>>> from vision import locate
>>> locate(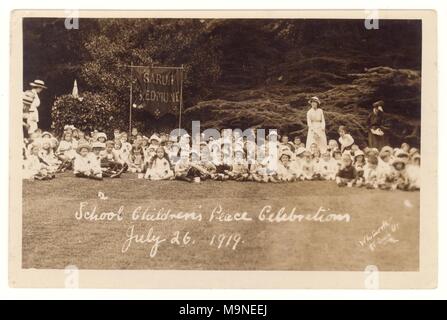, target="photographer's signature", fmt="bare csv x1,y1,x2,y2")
358,218,399,251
